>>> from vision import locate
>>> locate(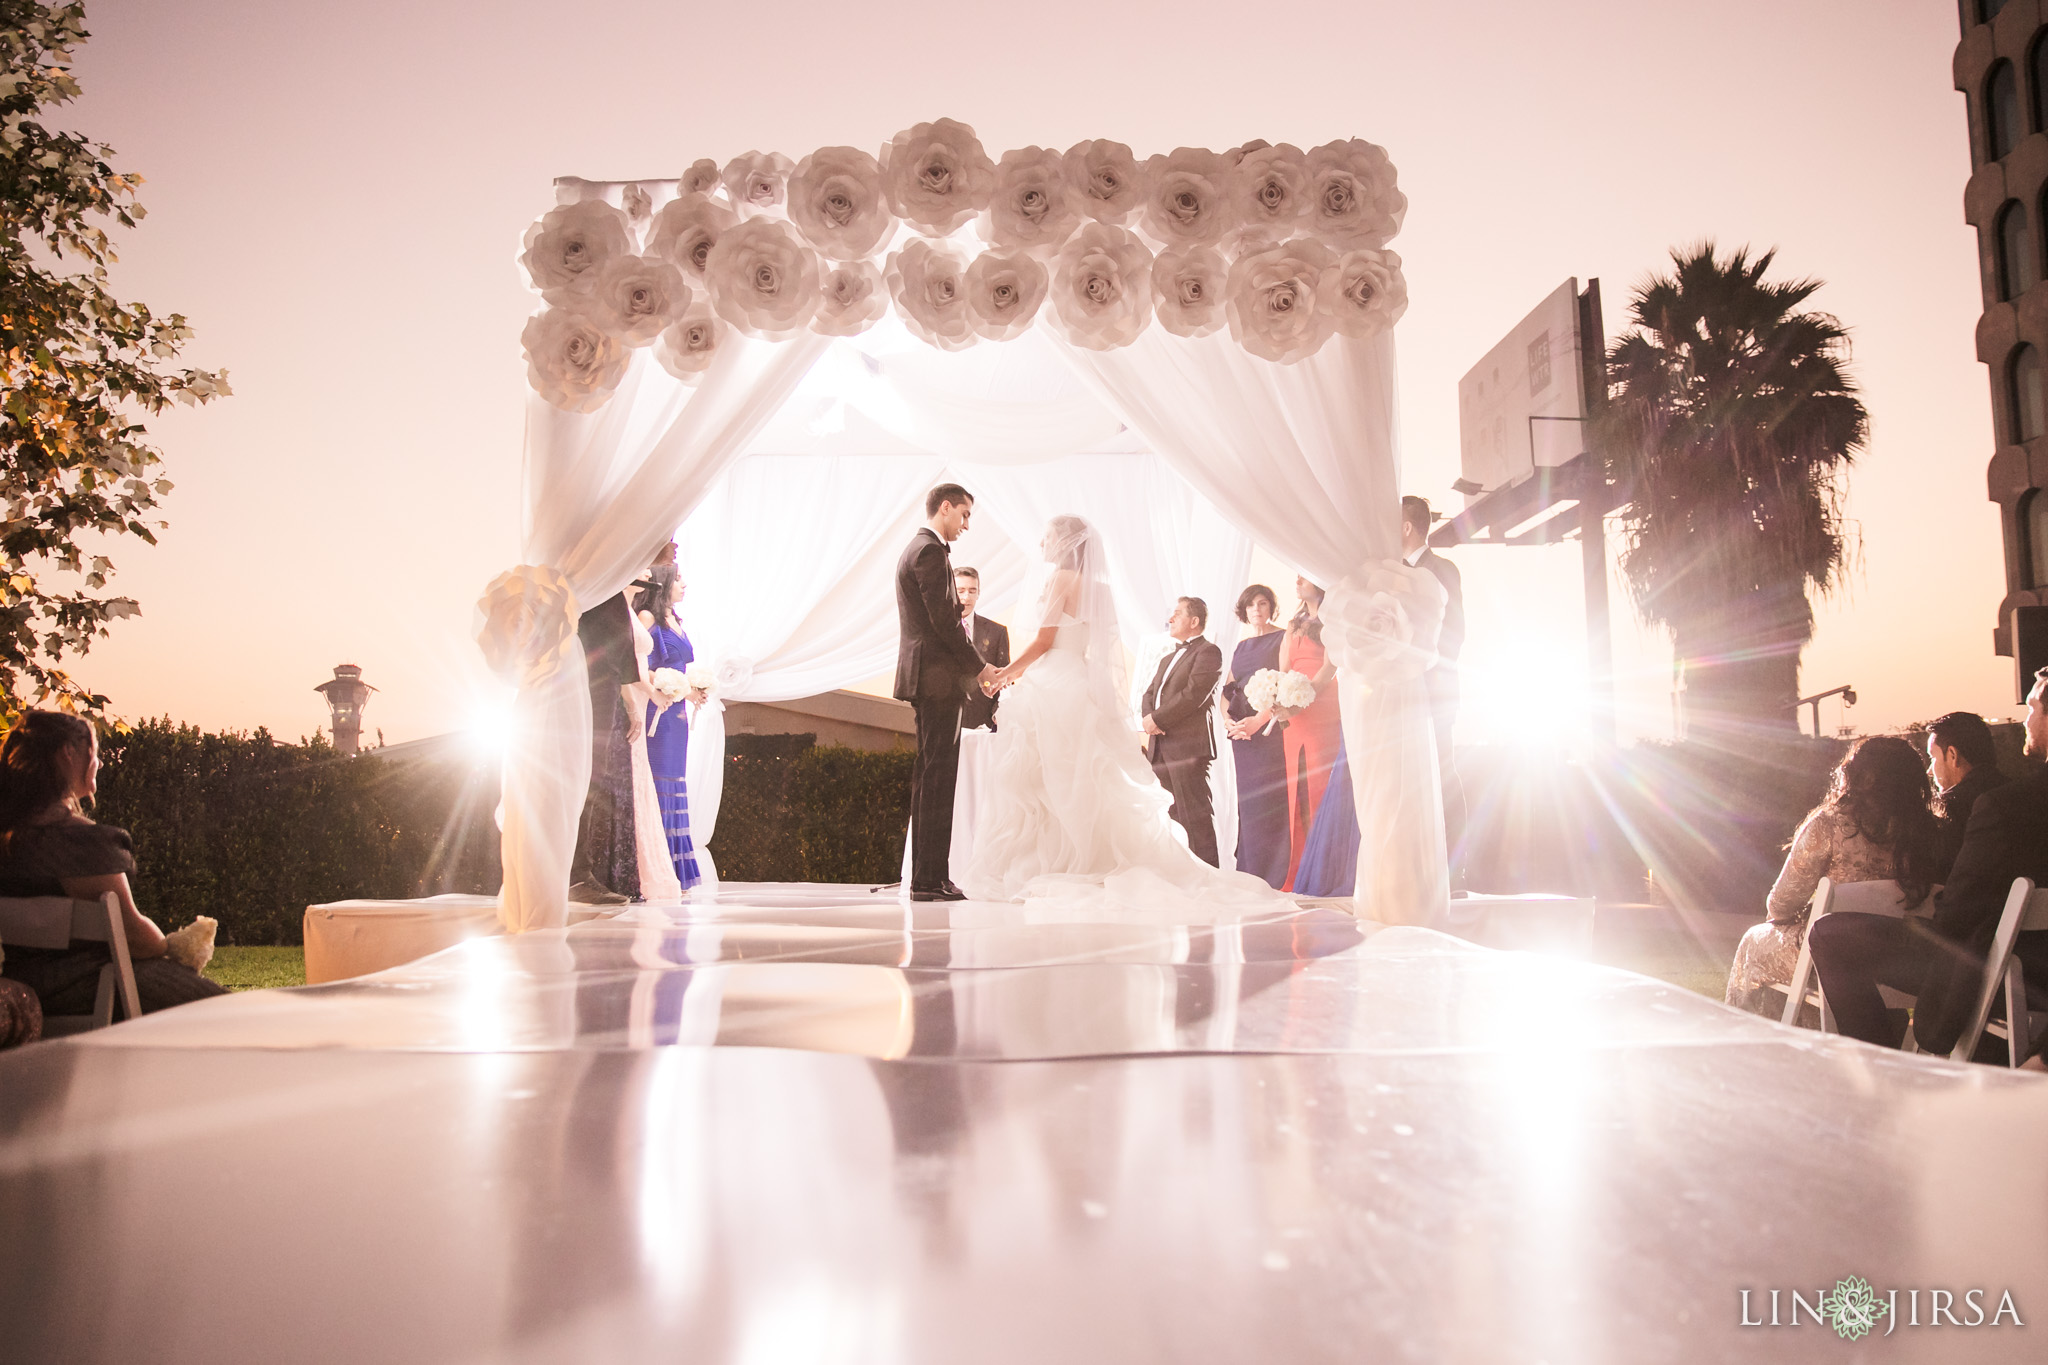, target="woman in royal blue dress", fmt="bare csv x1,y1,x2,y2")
633,562,704,892
1220,584,1291,889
